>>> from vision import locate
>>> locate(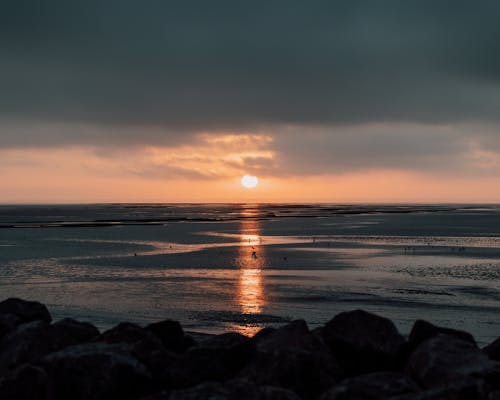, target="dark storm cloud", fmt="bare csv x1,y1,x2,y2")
1,0,500,175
